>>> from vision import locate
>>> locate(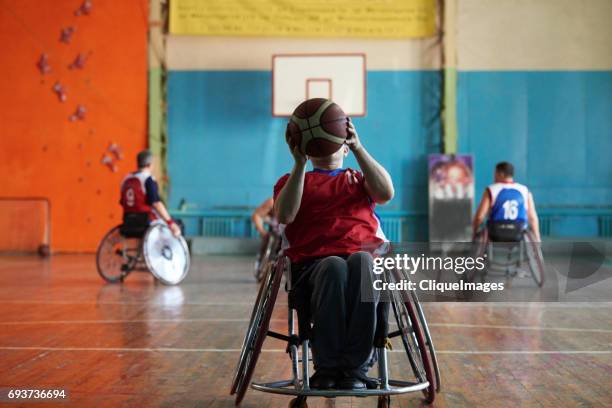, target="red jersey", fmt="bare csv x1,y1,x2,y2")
120,170,159,220
273,168,386,263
